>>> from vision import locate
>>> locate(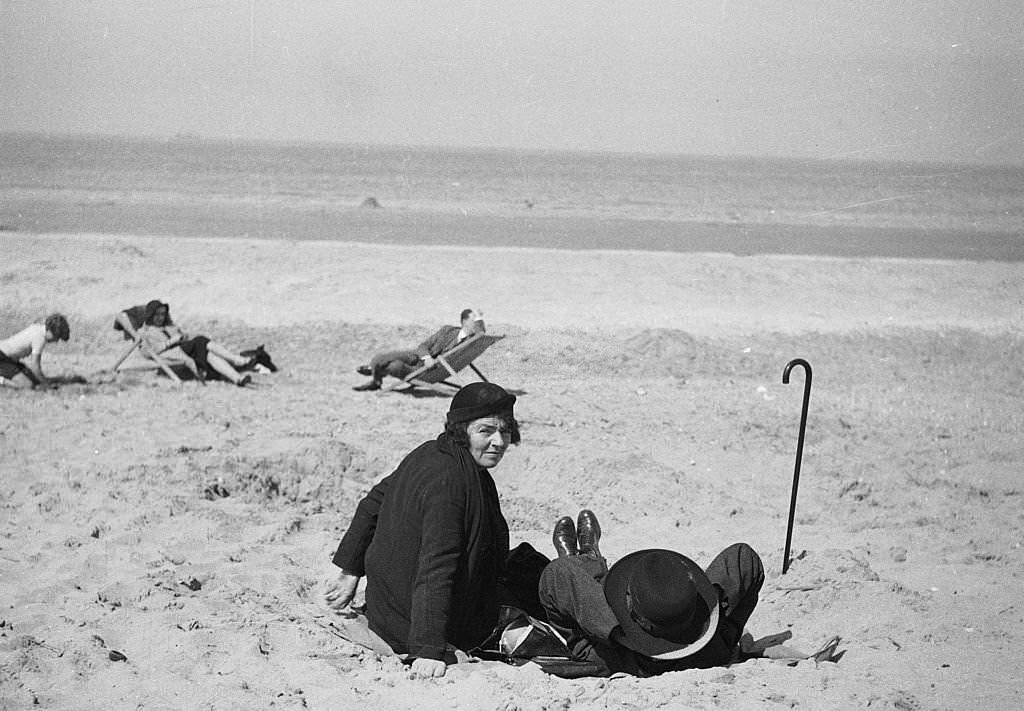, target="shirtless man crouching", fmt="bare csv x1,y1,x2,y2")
0,314,70,389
